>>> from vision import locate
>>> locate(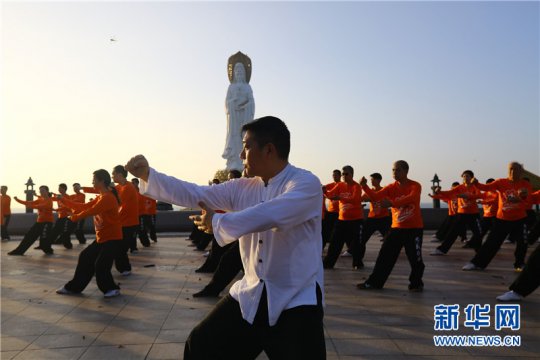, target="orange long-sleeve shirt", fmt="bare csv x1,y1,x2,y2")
71,192,86,204
480,191,498,218
147,198,157,215
59,192,122,243
362,180,423,229
83,184,139,227
1,195,11,216
325,181,363,220
323,182,340,213
436,184,480,214
363,186,391,219
15,197,54,223
52,194,72,219
474,179,532,221
116,182,139,226
431,192,459,216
